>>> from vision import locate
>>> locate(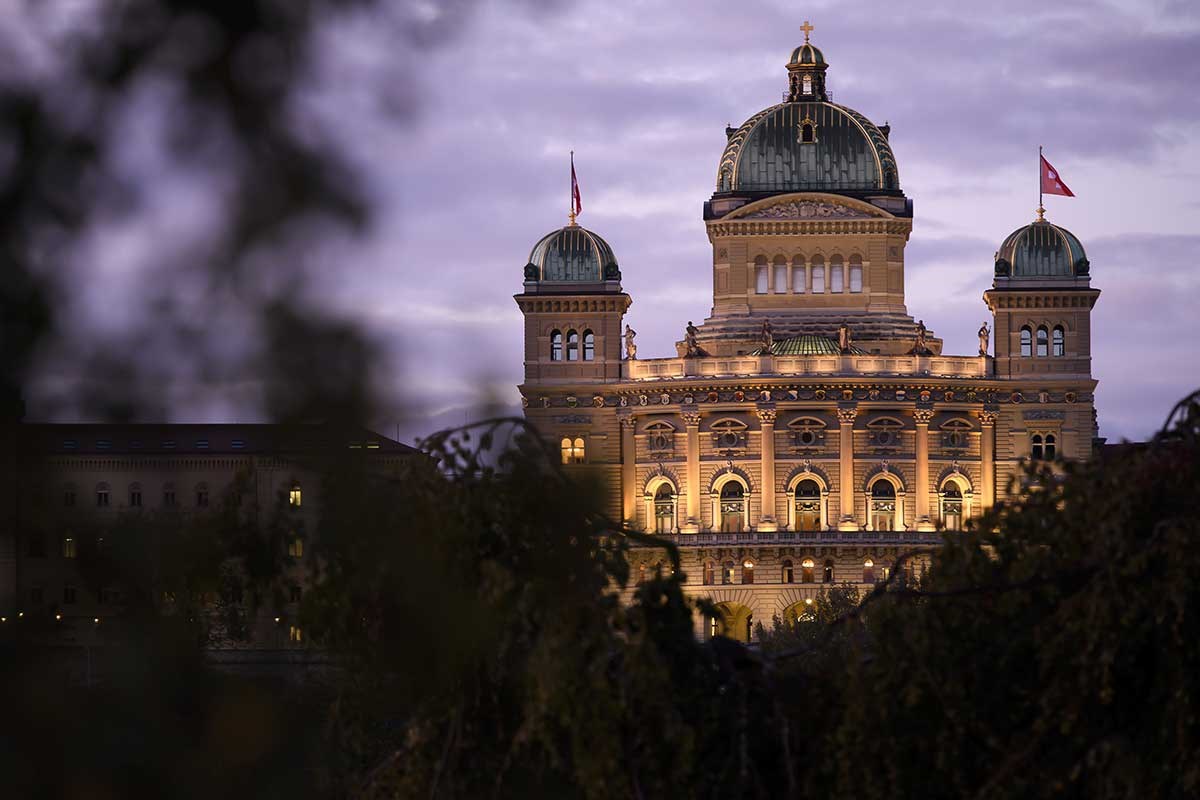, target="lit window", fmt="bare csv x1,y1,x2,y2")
794,479,821,531
582,330,595,361
801,558,815,583
721,560,735,584
742,559,755,585
802,74,813,95
289,483,302,507
782,559,794,583
703,560,715,585
755,256,769,294
1020,327,1032,357
719,481,745,532
96,483,110,508
1052,326,1065,356
288,625,303,643
62,536,77,559
288,537,304,558
863,558,875,583
870,480,897,531
550,330,563,361
708,615,719,639
561,437,585,464
196,484,210,508
792,260,806,293
1036,326,1049,357
566,330,580,361
942,484,963,530
811,258,825,293
830,256,844,293
653,484,675,534
773,257,788,294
